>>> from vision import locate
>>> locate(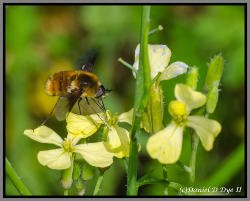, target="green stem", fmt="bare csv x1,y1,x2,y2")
138,17,151,114
127,138,140,195
150,72,162,85
162,164,168,195
5,157,31,195
64,190,68,196
137,168,154,183
138,178,186,194
118,58,138,73
189,129,199,187
122,157,128,175
93,171,104,195
176,160,191,173
127,5,151,196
